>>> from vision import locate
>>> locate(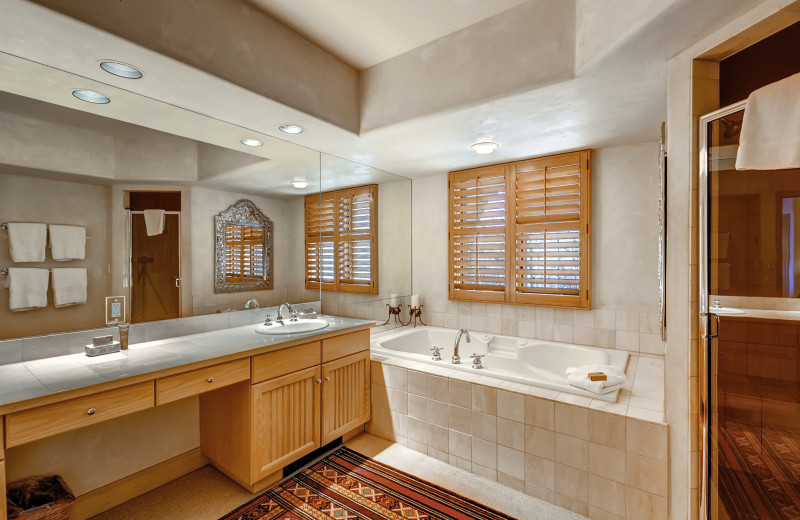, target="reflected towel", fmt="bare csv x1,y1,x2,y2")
143,209,165,236
49,225,86,261
7,223,47,262
51,268,87,307
4,268,49,311
736,72,800,170
566,365,626,395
